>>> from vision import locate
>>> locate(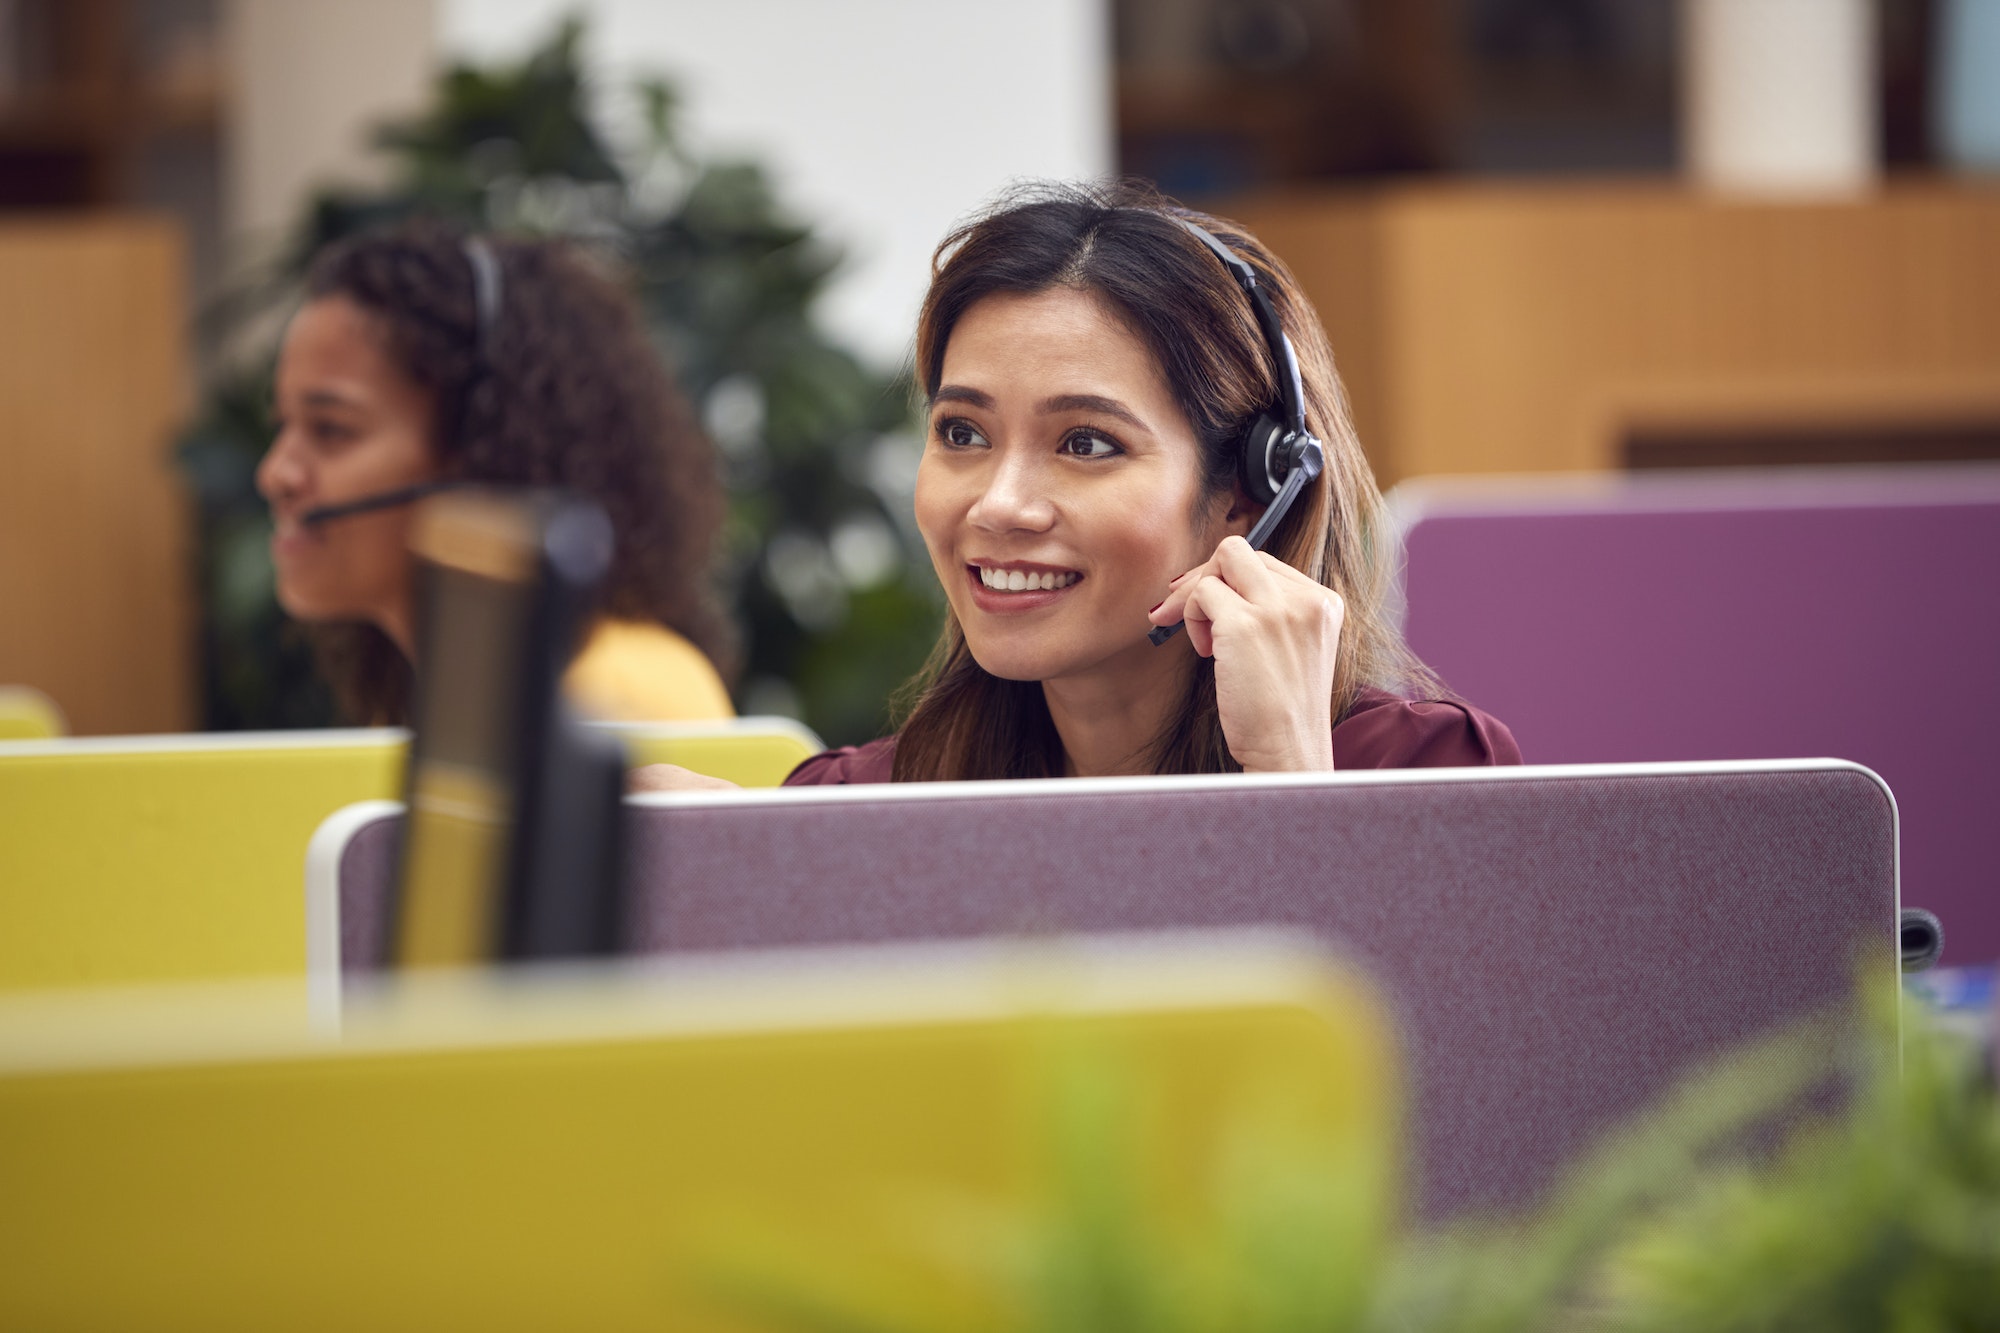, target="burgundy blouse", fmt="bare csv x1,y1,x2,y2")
784,687,1521,785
